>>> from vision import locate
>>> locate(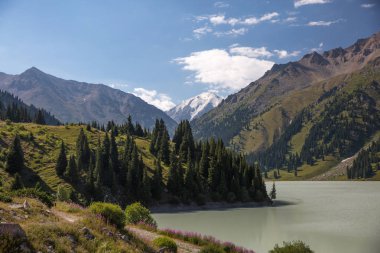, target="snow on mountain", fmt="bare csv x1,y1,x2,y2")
166,92,222,122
